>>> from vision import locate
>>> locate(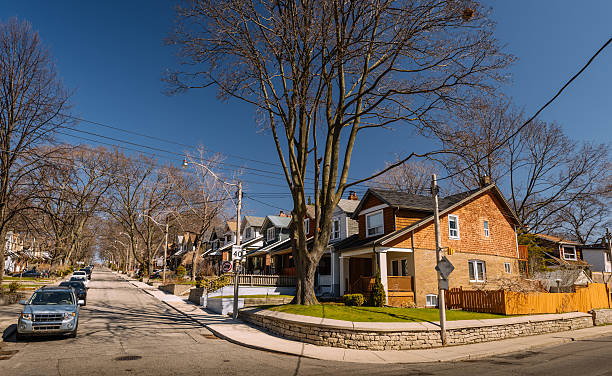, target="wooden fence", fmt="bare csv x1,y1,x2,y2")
230,274,296,287
446,283,611,315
